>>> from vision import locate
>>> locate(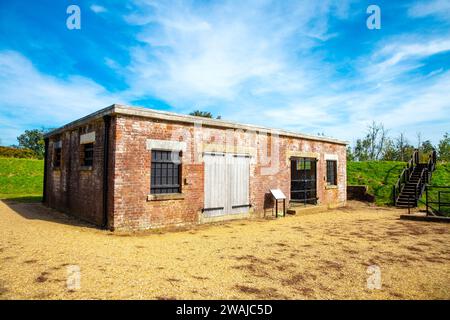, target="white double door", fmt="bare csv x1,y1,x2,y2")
203,152,250,217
